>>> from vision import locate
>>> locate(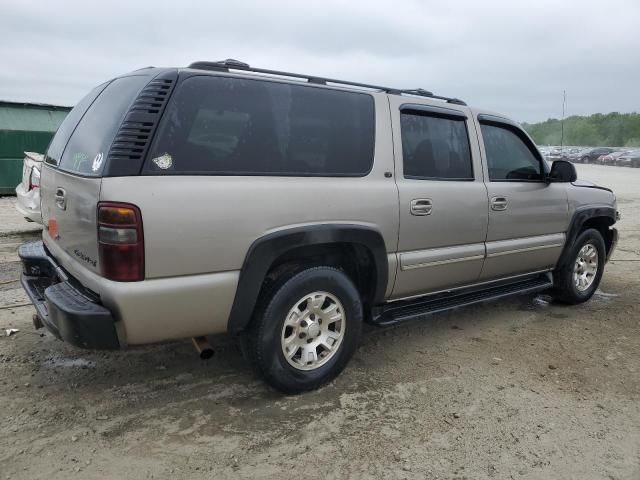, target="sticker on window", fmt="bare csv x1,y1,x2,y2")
152,153,173,170
92,152,104,172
